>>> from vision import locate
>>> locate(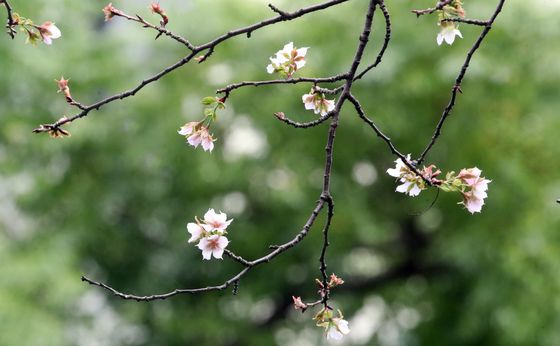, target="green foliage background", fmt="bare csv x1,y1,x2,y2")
1,0,559,345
